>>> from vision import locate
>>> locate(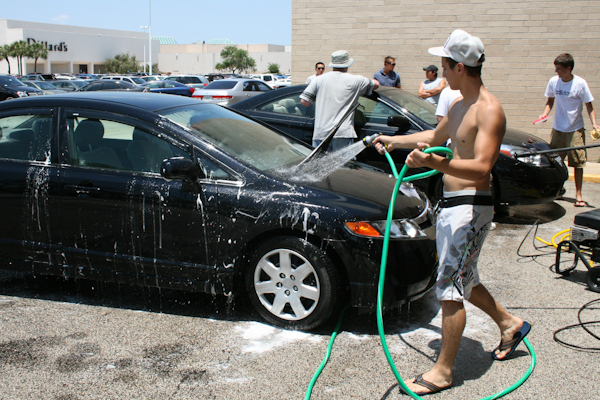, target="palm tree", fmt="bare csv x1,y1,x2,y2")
28,42,48,73
10,40,28,76
0,44,11,74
